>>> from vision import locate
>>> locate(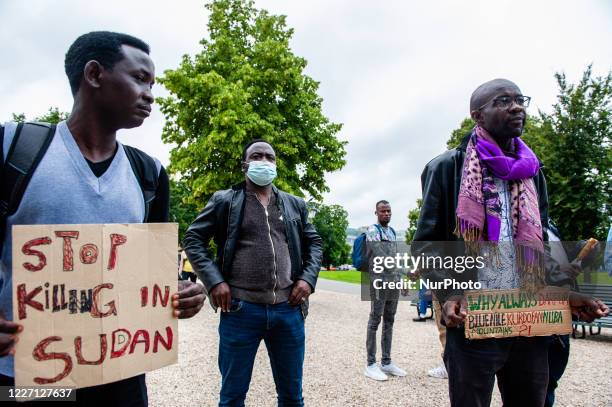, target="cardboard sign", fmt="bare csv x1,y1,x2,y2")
12,223,178,388
465,288,572,339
